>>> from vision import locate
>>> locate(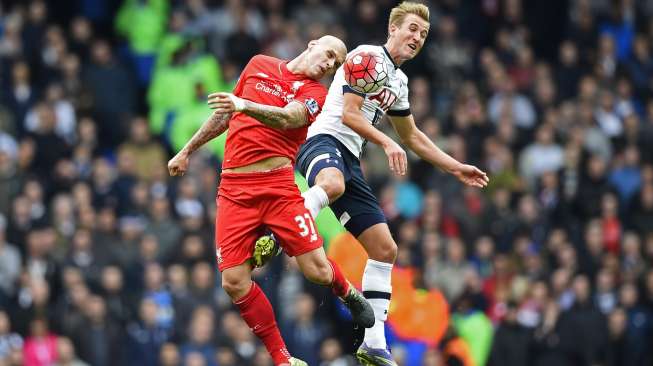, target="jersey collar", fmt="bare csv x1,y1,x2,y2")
279,61,305,80
382,46,399,70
